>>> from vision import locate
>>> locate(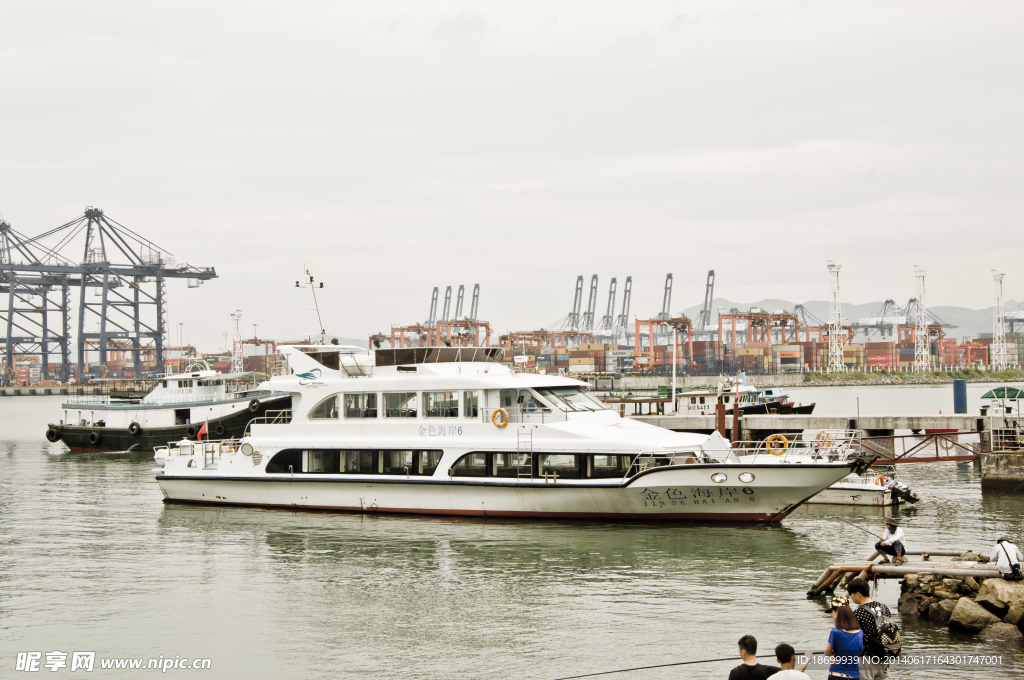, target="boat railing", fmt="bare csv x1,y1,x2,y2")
481,406,569,425
244,409,293,436
157,438,241,469
732,429,862,463
64,391,258,407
